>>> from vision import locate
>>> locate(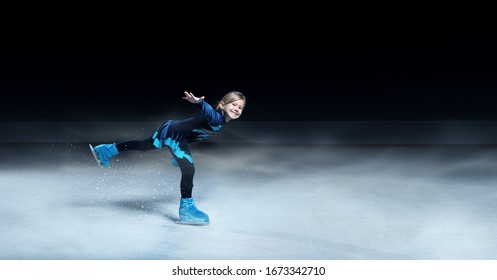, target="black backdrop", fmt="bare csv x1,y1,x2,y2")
1,15,496,122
